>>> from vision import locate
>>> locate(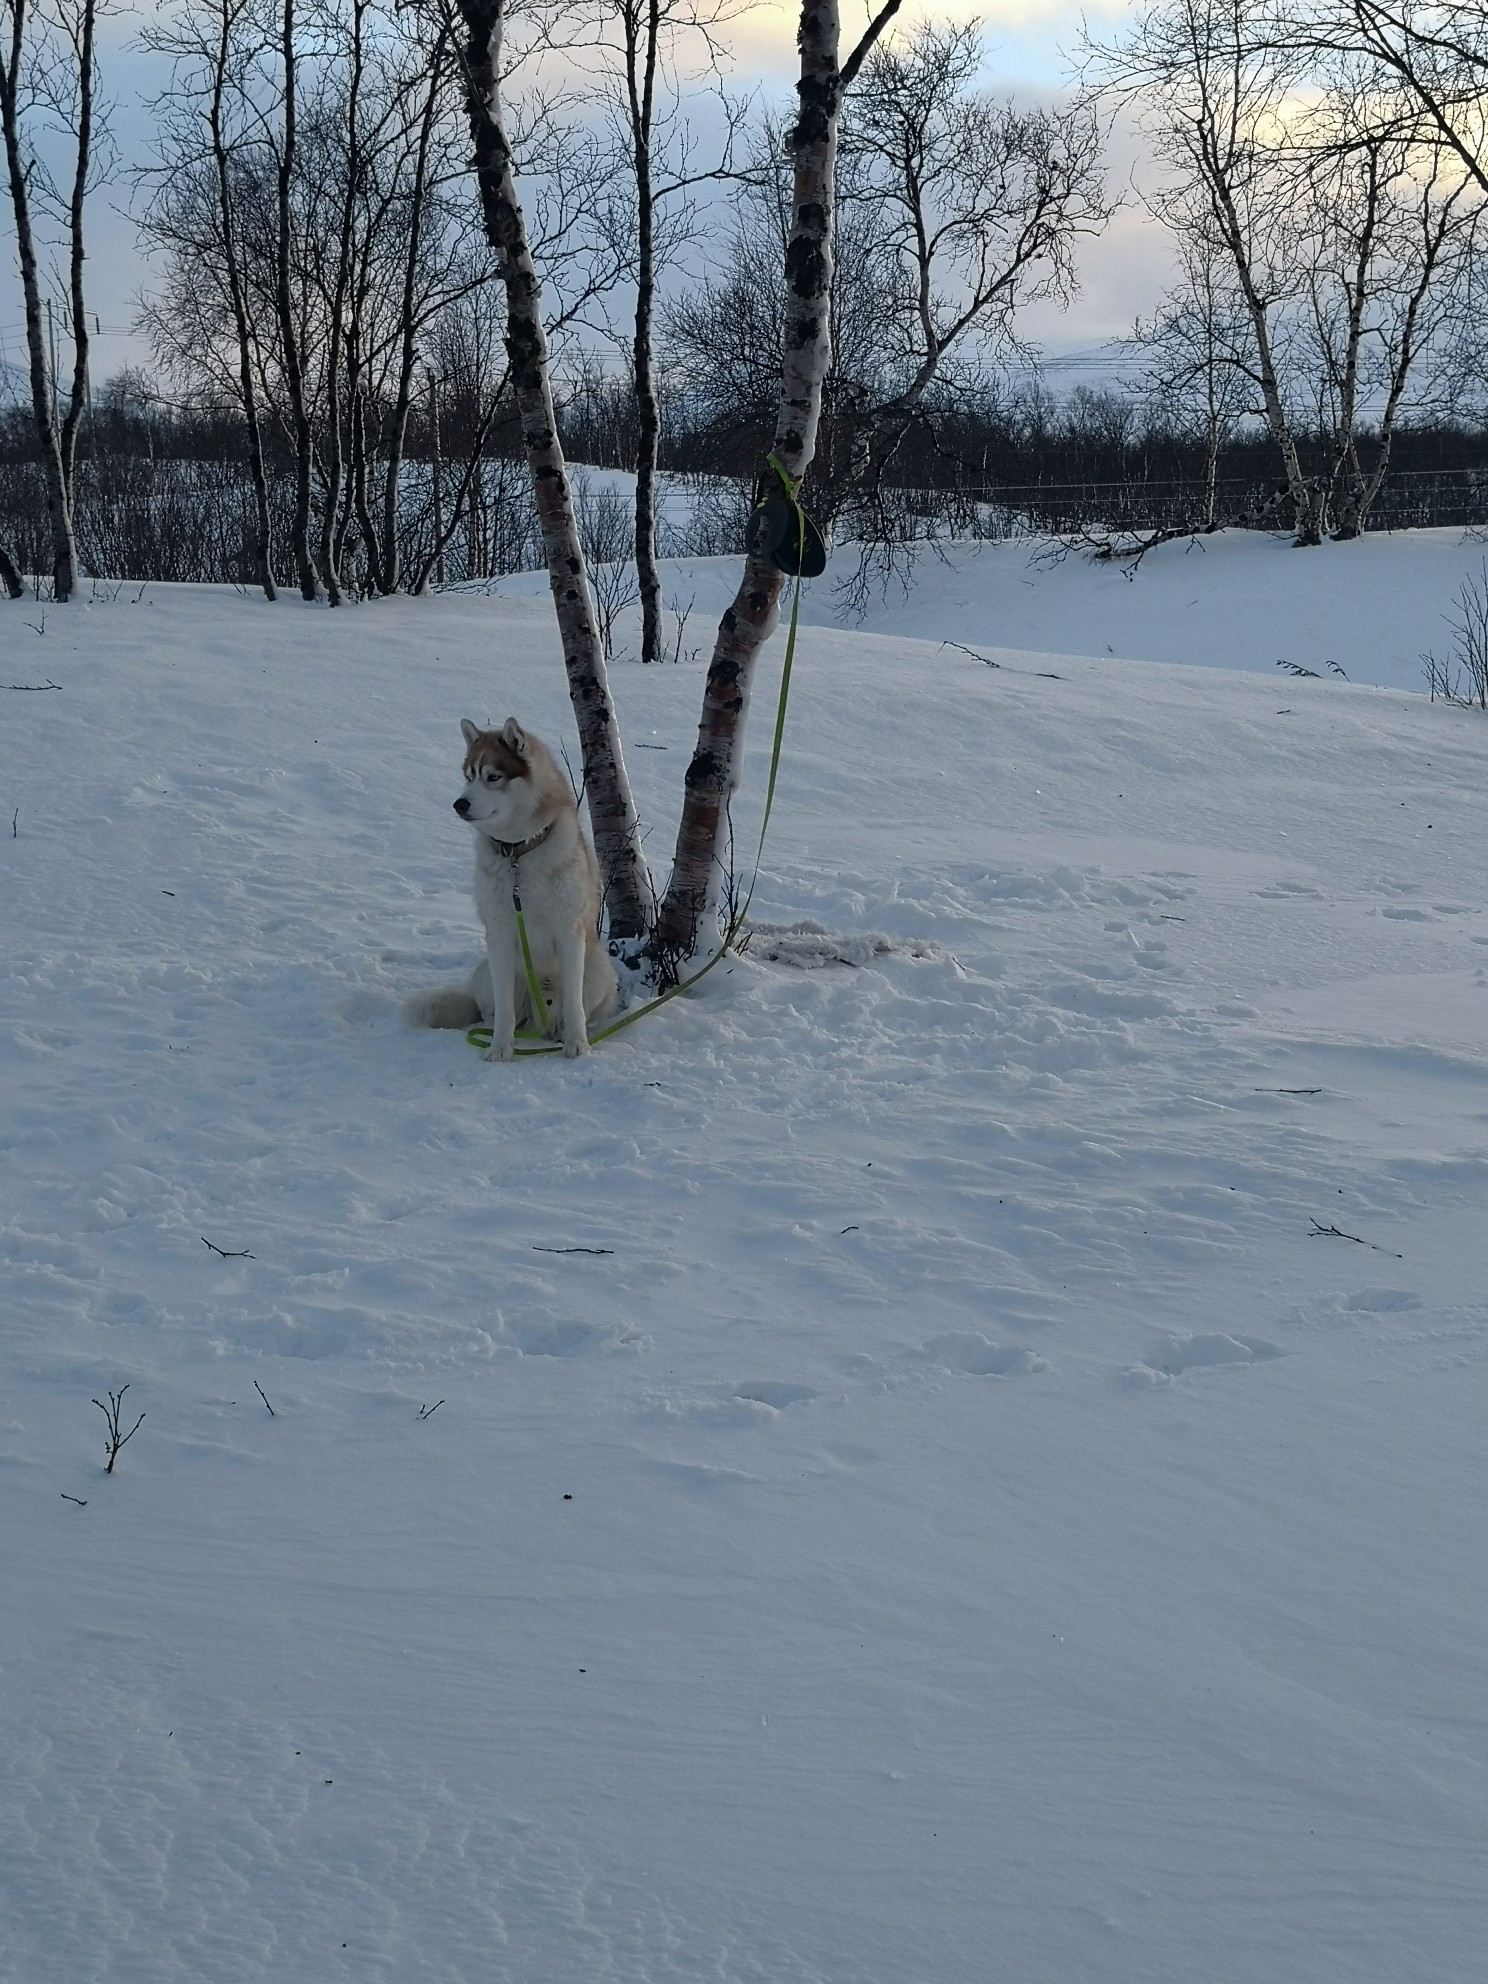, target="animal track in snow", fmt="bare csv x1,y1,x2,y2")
1254,879,1326,900
1336,1287,1421,1314
919,1332,1046,1377
732,1381,817,1410
745,921,949,969
497,1316,643,1359
1123,1331,1282,1384
638,1382,819,1429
